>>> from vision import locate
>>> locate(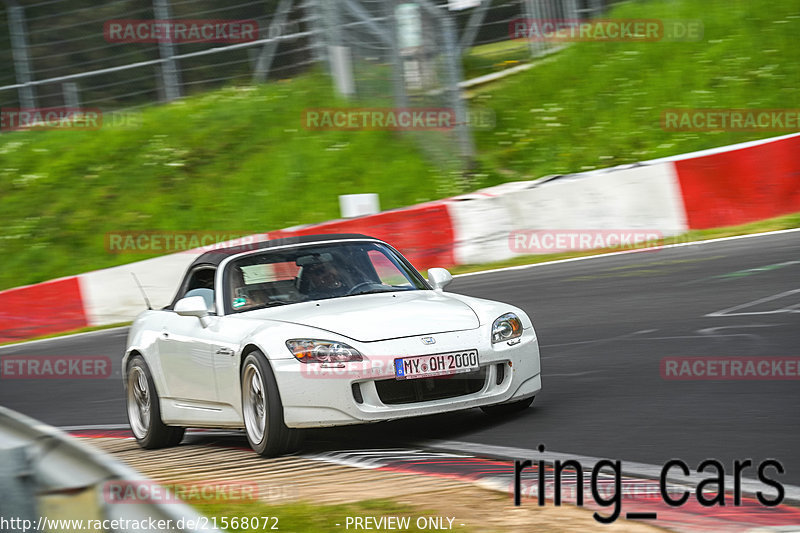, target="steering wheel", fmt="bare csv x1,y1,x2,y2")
347,281,377,295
